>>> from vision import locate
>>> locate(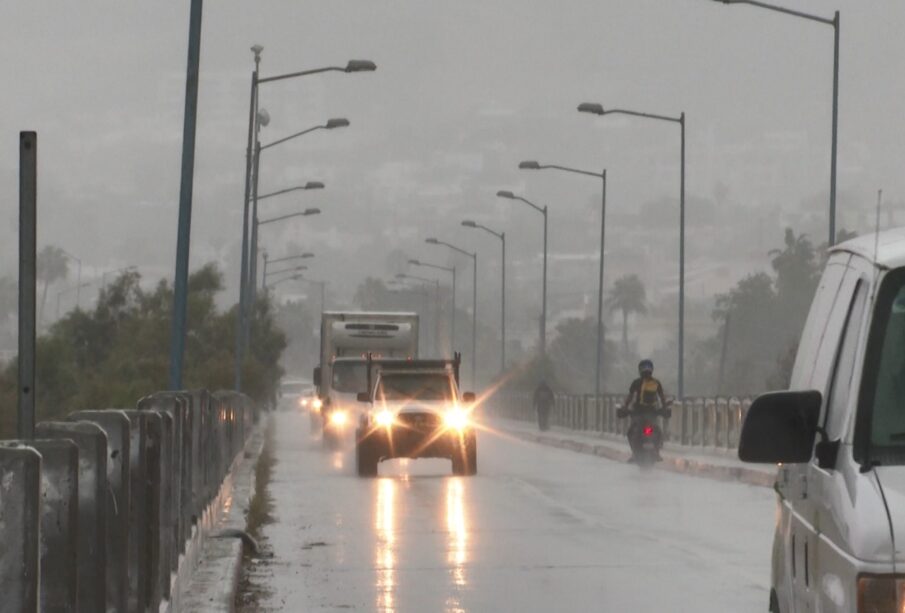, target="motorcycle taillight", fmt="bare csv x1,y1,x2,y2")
642,426,654,437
